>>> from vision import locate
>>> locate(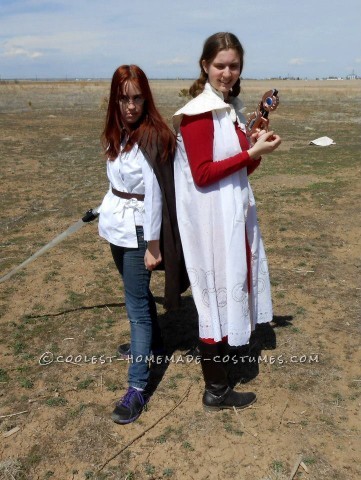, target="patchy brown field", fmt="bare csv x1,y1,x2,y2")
0,79,360,480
